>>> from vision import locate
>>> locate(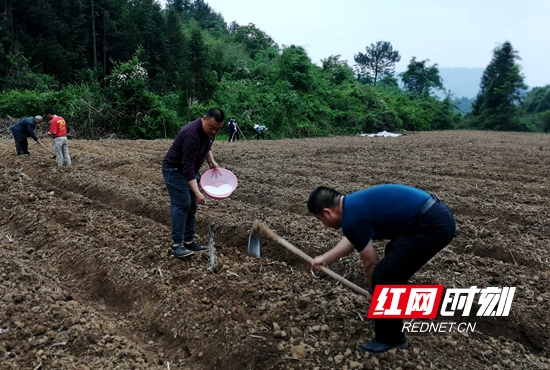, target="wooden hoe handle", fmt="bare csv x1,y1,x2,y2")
253,220,370,297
